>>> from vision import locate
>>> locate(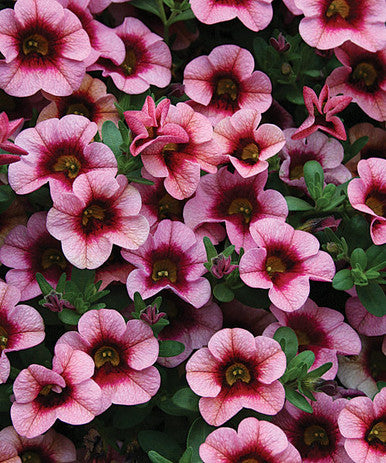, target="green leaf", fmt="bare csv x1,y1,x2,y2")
285,196,313,211
172,388,199,412
148,452,174,463
366,244,386,270
273,326,298,362
19,344,52,368
58,308,81,325
305,362,333,379
163,0,175,8
70,268,95,291
303,161,324,201
187,418,215,463
285,386,313,413
203,236,217,261
133,292,146,313
288,350,315,373
138,431,182,462
158,340,185,357
35,273,54,295
113,402,153,429
222,245,235,258
0,384,13,412
169,8,195,24
332,269,353,291
351,248,367,270
102,120,123,156
179,448,192,463
356,282,386,317
213,283,234,302
129,0,163,17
